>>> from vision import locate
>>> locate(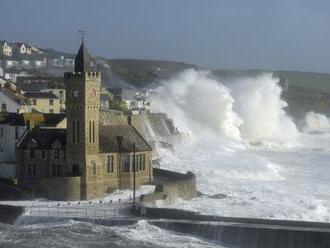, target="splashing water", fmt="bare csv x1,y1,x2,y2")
303,111,330,133
151,69,242,141
151,69,330,222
